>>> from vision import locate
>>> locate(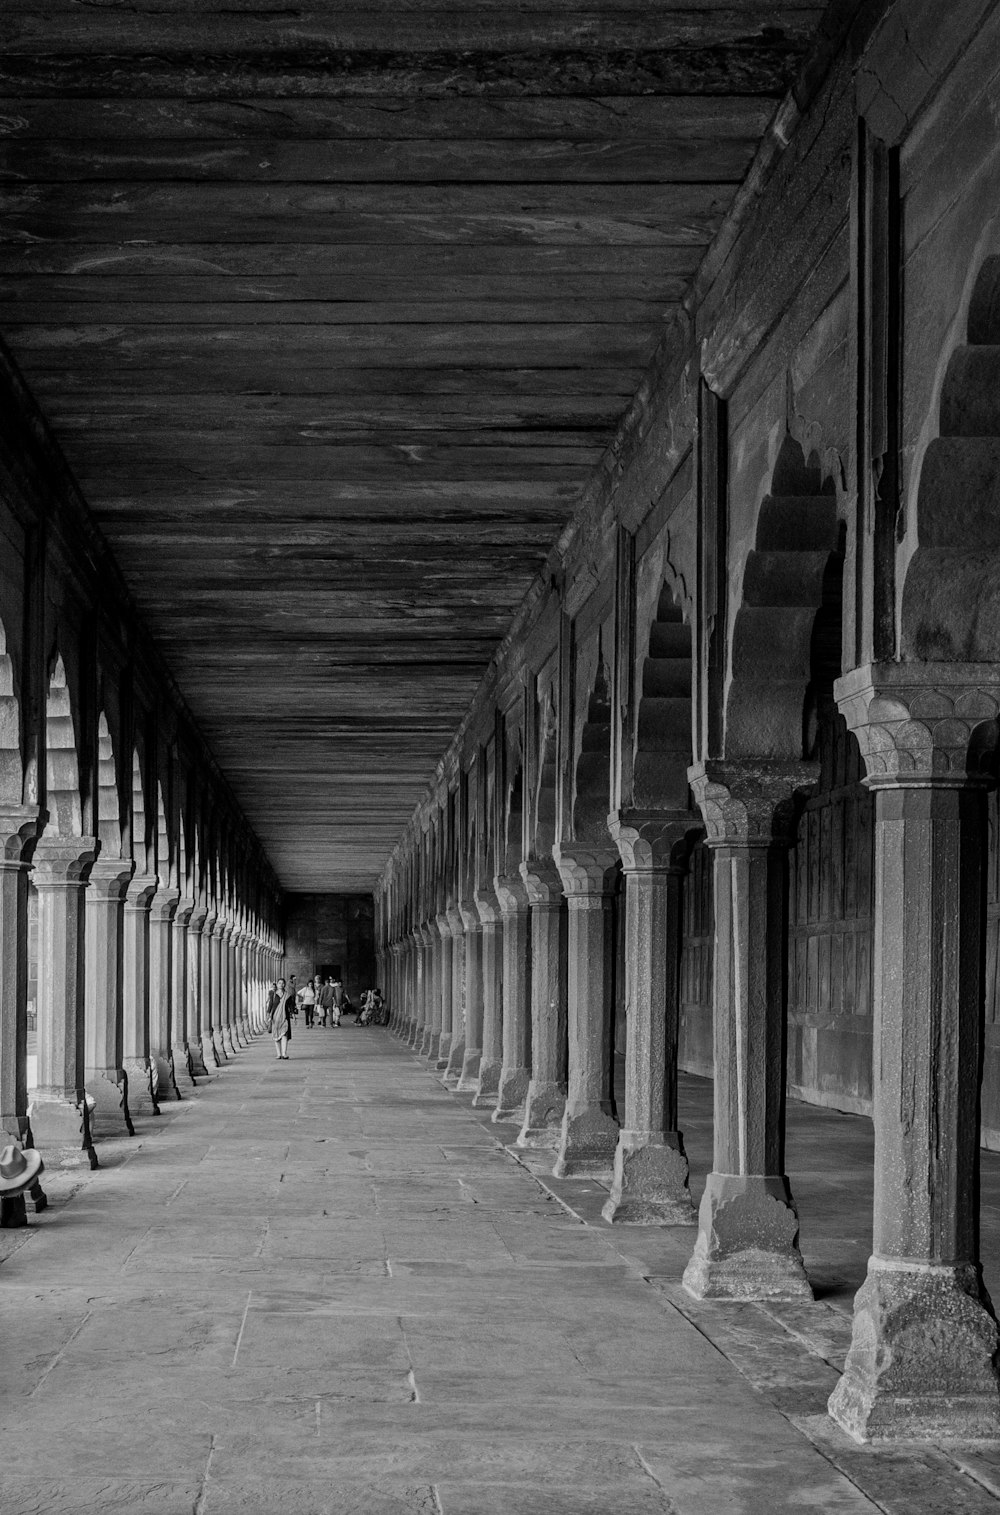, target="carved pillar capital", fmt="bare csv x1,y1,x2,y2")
446,907,464,937
0,804,43,864
494,873,529,914
435,911,452,940
608,808,696,872
836,661,1000,788
519,857,563,905
474,887,501,926
86,856,135,901
125,874,159,911
552,843,618,897
150,887,181,924
687,761,816,847
33,835,99,884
